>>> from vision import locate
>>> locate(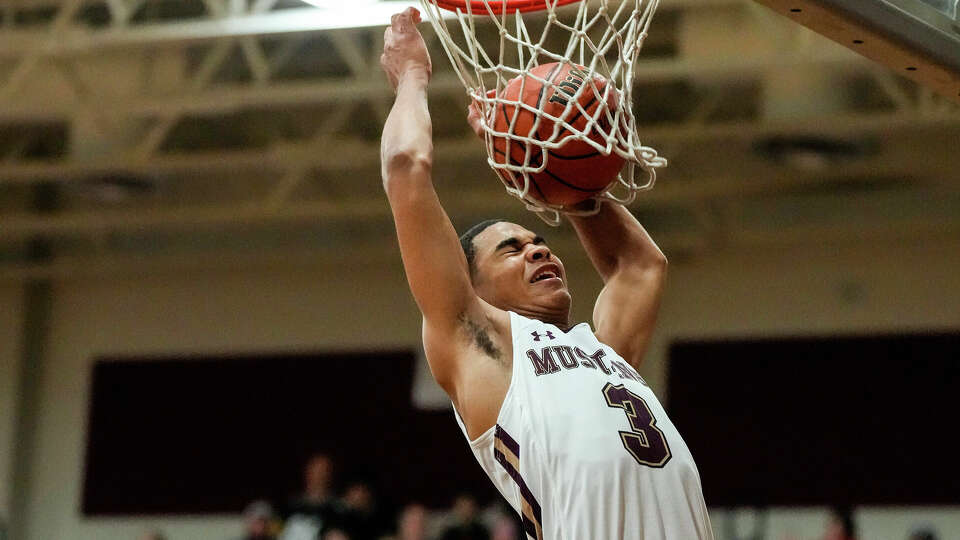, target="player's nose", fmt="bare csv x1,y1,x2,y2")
526,243,551,261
